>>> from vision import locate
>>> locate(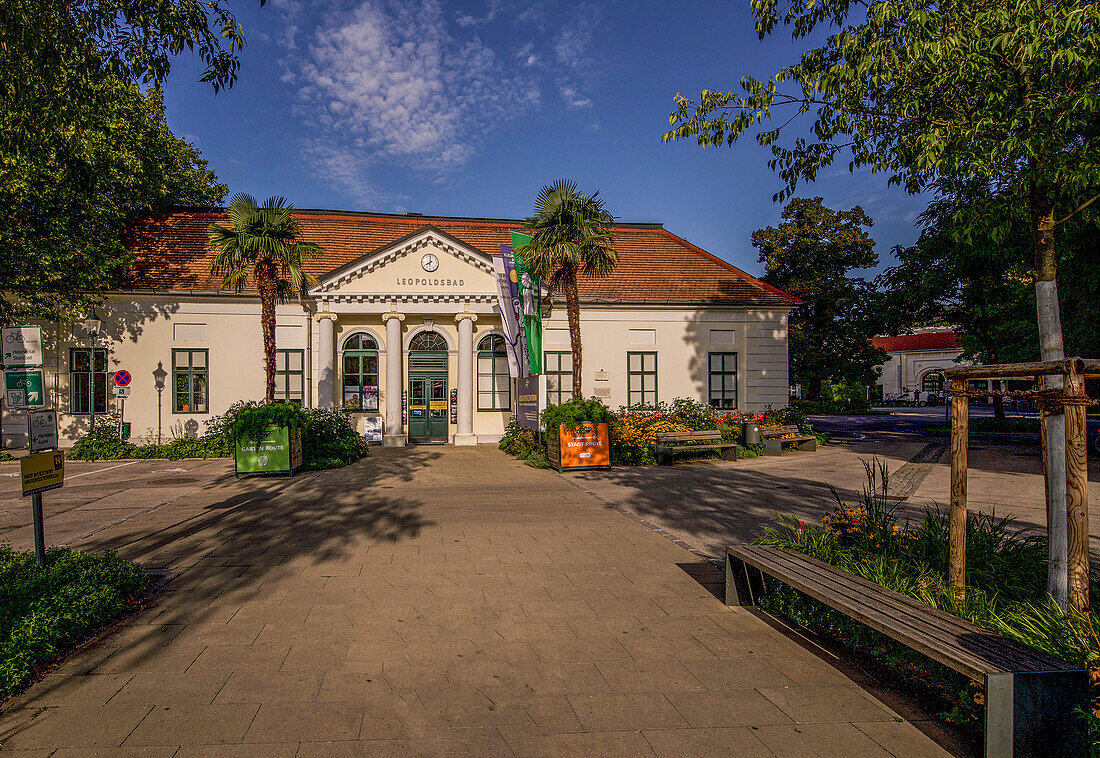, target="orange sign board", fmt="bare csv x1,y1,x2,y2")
558,423,610,470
